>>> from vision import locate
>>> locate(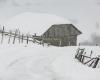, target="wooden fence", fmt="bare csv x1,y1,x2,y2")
0,26,48,46
75,48,100,68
